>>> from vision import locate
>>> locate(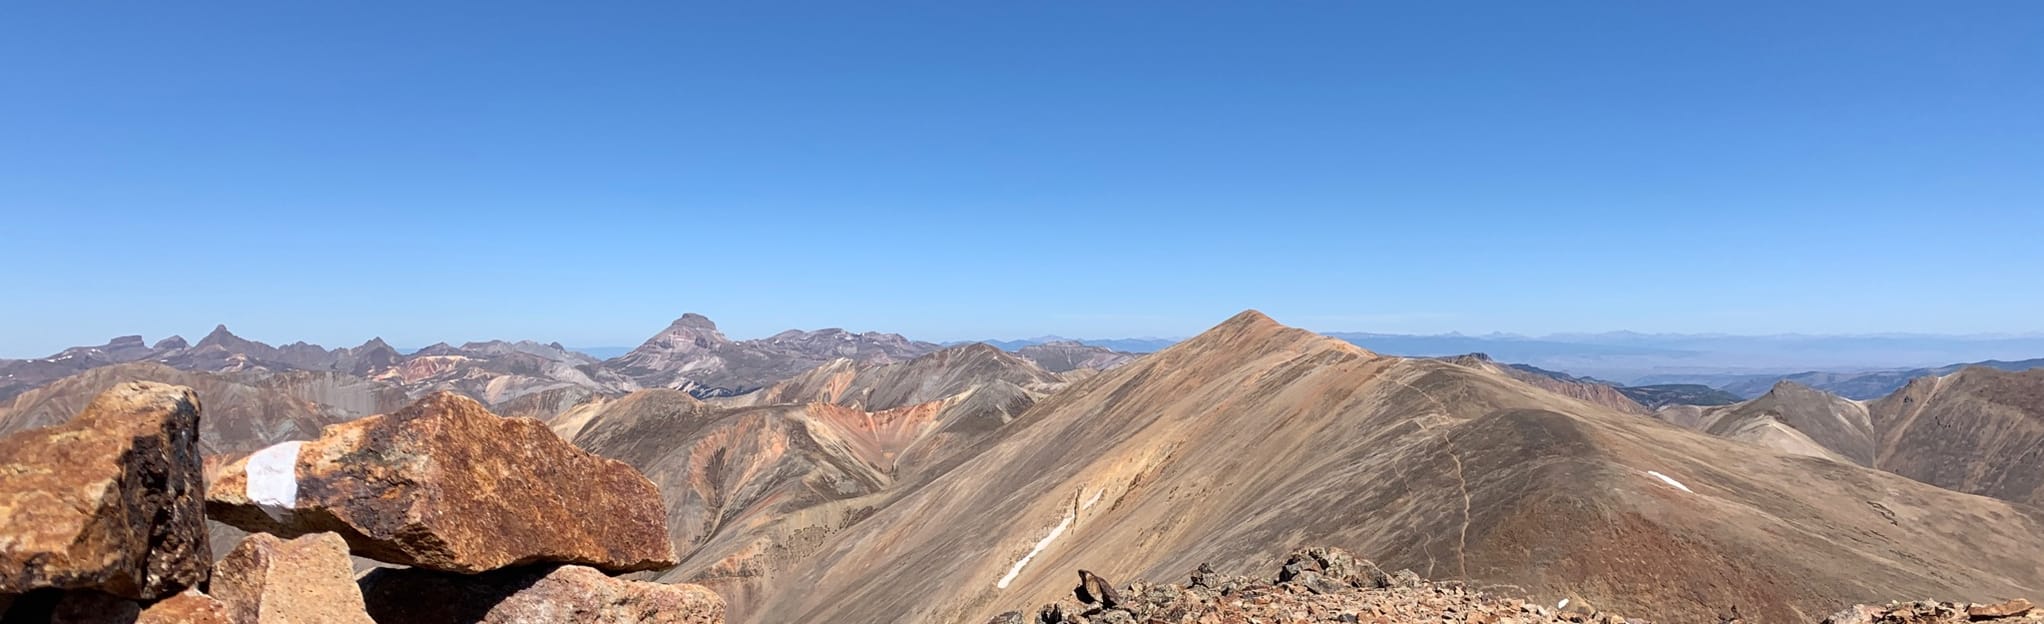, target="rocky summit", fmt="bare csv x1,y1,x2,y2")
0,382,210,600
205,391,675,573
996,548,1641,624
